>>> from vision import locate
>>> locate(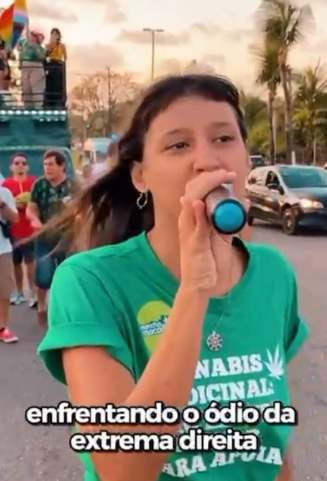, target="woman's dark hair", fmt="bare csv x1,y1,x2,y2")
40,74,247,251
51,28,61,41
